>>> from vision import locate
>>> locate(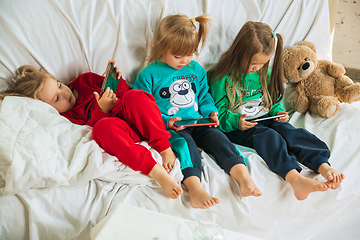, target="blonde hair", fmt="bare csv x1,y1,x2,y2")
208,21,284,110
146,14,212,64
0,65,53,100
